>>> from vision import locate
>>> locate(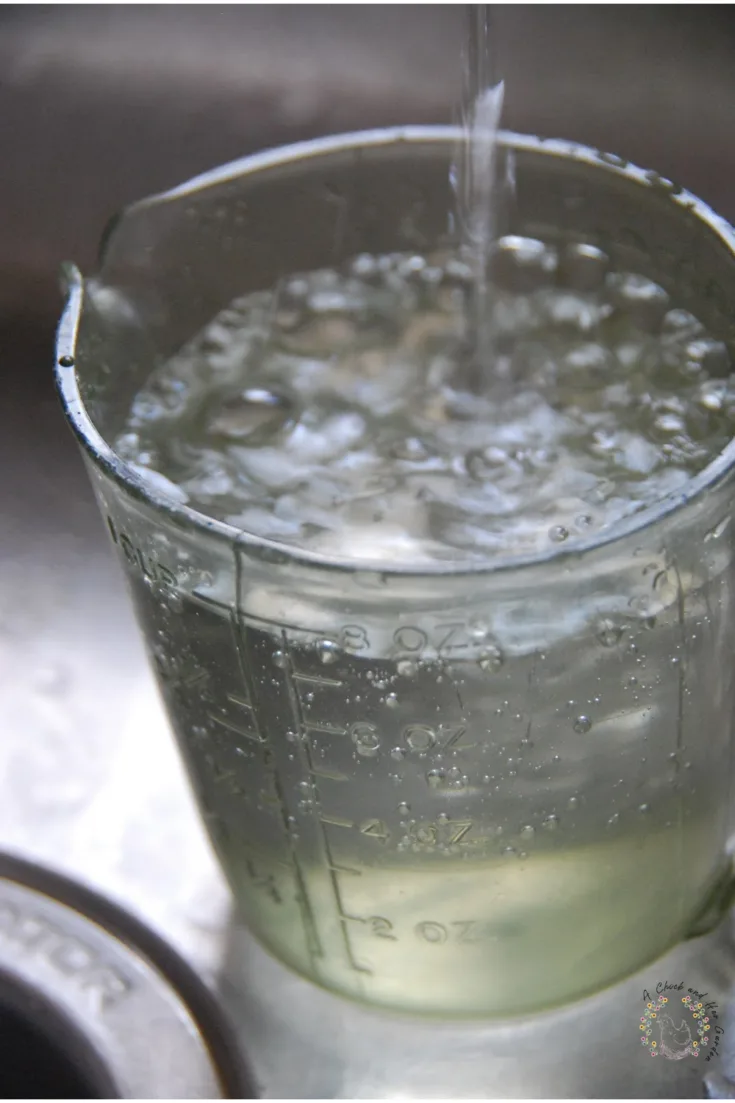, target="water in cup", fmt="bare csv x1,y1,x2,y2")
110,241,735,1015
